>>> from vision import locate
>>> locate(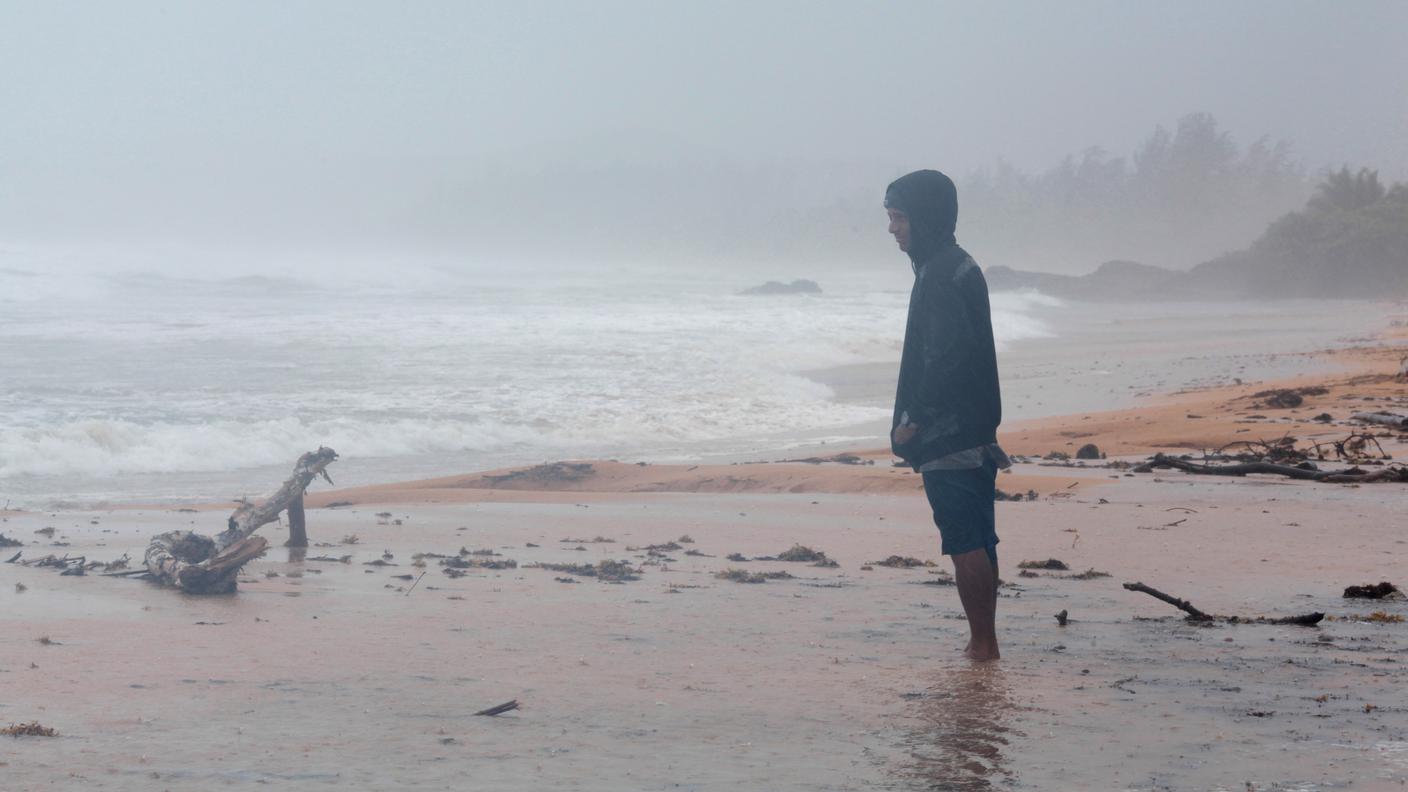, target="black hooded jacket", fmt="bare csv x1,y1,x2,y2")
885,170,1002,470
